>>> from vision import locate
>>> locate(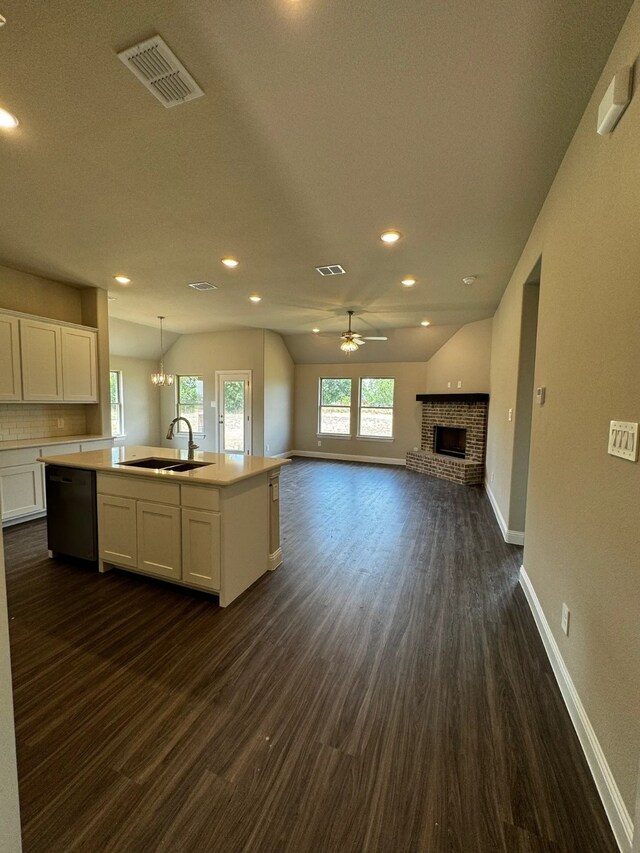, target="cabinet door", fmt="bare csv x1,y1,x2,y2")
98,494,137,568
20,319,63,401
0,314,22,401
0,463,45,521
61,327,98,402
182,509,221,591
137,501,181,580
